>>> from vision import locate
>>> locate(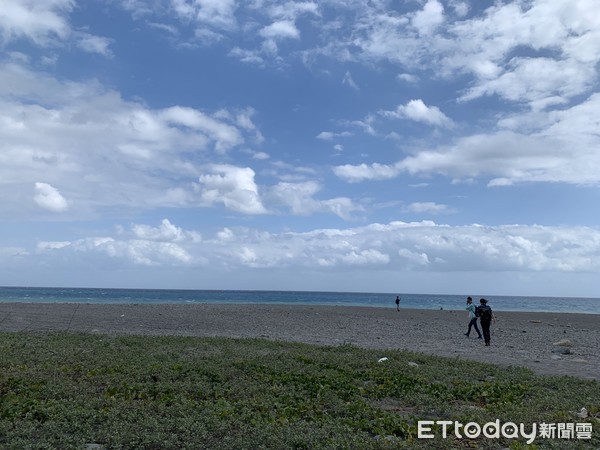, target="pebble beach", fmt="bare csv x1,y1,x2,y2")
1,302,598,380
